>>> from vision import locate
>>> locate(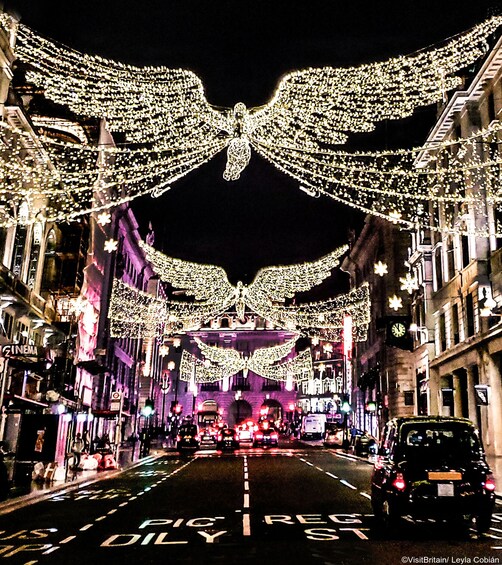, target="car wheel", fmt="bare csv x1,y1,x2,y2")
475,511,492,534
372,495,400,530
